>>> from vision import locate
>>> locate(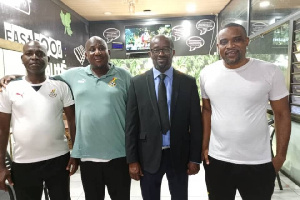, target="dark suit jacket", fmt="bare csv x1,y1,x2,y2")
125,68,203,174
